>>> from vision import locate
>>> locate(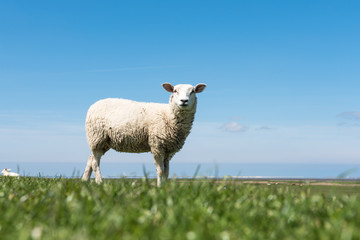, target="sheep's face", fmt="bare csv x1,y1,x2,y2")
163,83,206,111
